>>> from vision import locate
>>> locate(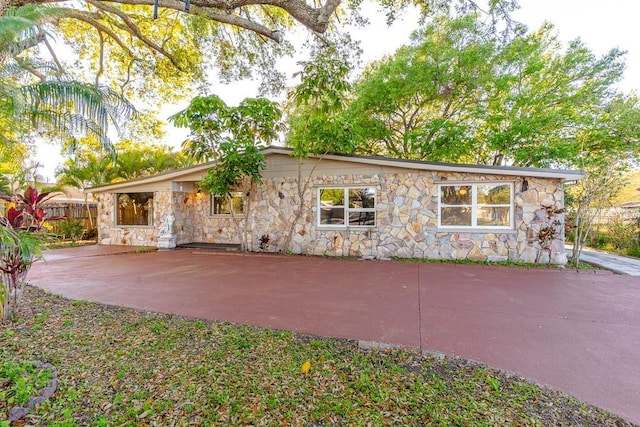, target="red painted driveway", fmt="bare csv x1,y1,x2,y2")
29,248,640,424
